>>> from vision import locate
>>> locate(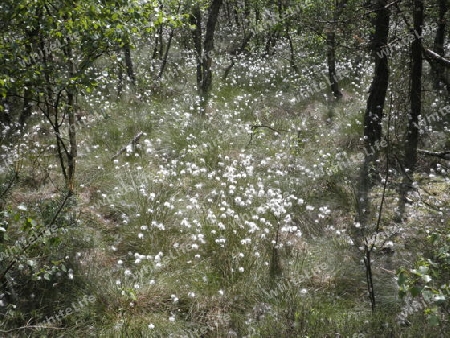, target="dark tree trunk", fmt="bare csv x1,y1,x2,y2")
244,0,250,20
21,40,34,129
287,33,299,73
363,1,390,163
355,2,390,312
433,0,448,90
64,35,77,196
223,32,253,80
118,58,123,97
157,27,175,80
152,25,164,59
356,0,390,230
326,29,343,98
326,0,347,99
20,19,41,129
405,0,423,173
190,4,203,93
0,99,10,125
123,43,136,87
67,90,76,196
200,0,223,113
397,0,424,221
434,0,446,58
21,81,33,129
